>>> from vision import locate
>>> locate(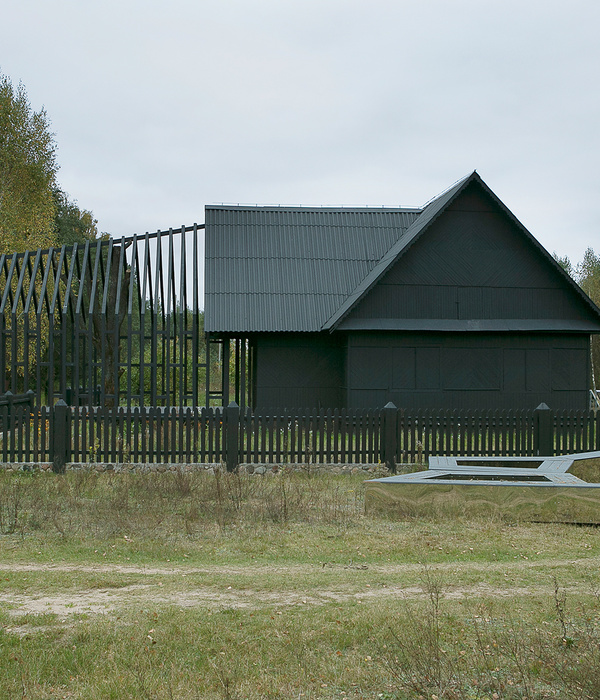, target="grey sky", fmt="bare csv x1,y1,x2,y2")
2,0,599,267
